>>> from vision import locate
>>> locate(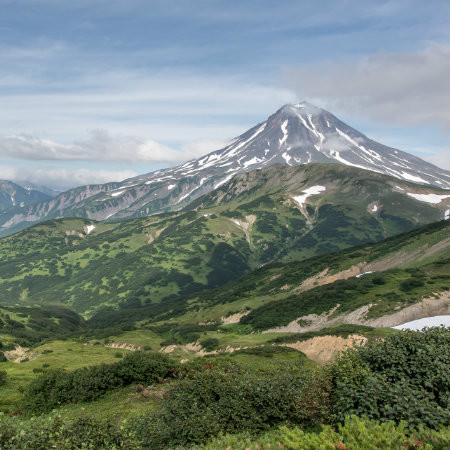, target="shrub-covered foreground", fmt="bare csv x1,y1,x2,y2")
1,414,450,449
3,327,450,449
130,363,330,448
201,416,450,450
